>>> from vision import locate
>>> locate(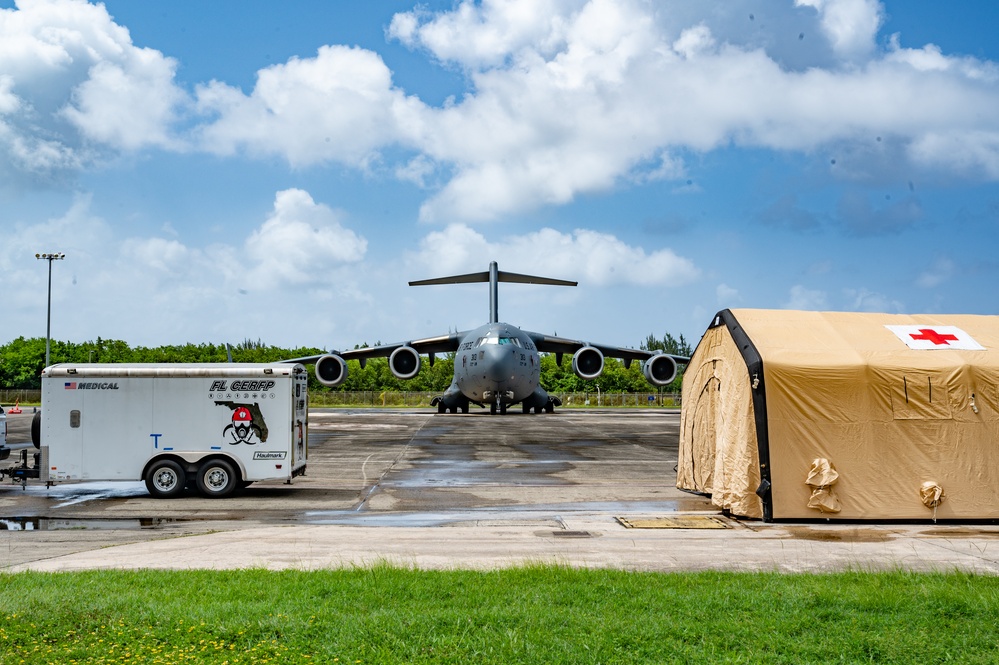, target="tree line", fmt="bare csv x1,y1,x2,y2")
0,333,692,393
